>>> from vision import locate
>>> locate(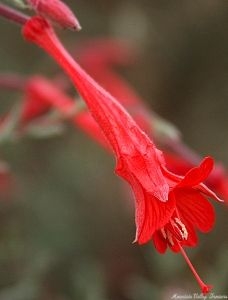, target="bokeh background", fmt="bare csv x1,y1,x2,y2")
0,0,228,299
